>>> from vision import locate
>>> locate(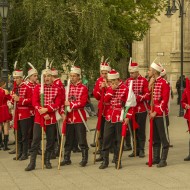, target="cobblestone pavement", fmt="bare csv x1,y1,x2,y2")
0,98,190,190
